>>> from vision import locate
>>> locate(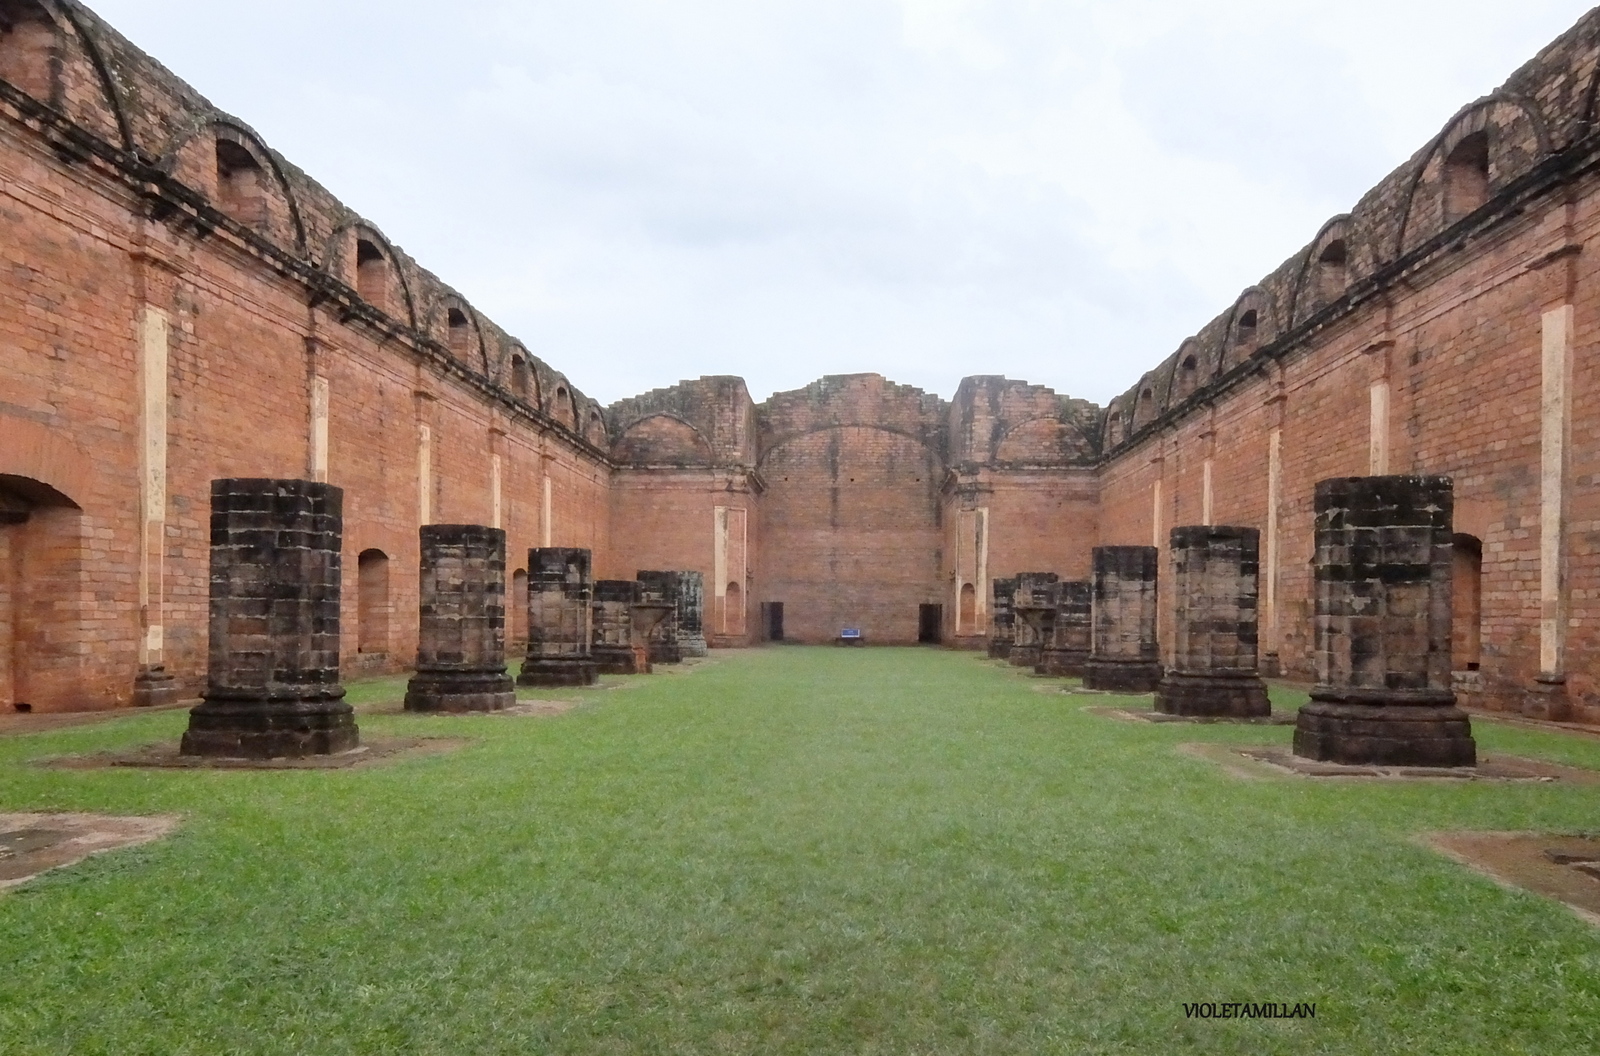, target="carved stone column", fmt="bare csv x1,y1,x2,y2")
637,571,683,665
988,577,1018,659
1038,581,1092,677
1084,546,1162,693
517,548,598,687
181,479,358,758
1010,573,1059,669
591,580,644,675
1294,476,1476,766
404,524,515,712
676,571,708,658
1155,526,1270,717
